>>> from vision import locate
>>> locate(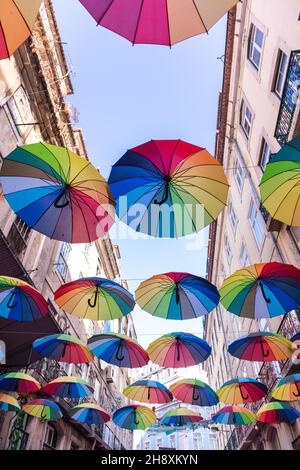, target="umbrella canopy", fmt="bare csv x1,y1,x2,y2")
79,0,238,47
0,276,48,321
108,140,229,238
257,402,300,424
0,0,42,60
54,278,134,321
32,334,93,364
41,376,94,399
260,136,300,226
69,403,110,426
0,393,20,412
88,333,149,368
160,408,203,426
0,372,41,394
228,332,295,362
0,143,115,243
217,378,267,404
113,405,156,430
147,332,211,368
292,332,300,344
169,379,219,407
272,374,300,401
123,380,173,404
219,262,300,319
135,272,219,320
23,399,63,421
212,406,256,426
